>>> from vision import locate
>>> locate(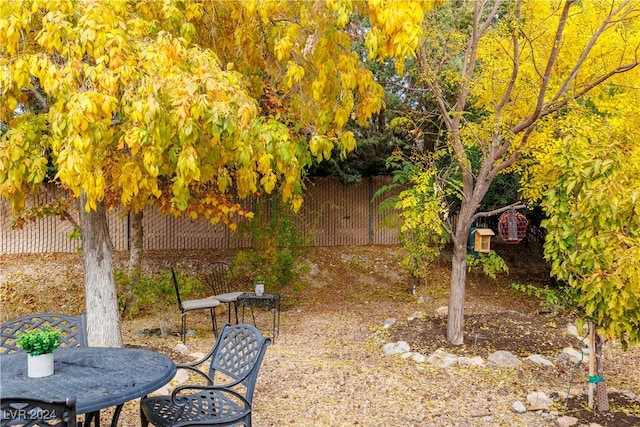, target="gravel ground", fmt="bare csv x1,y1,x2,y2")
2,245,639,426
